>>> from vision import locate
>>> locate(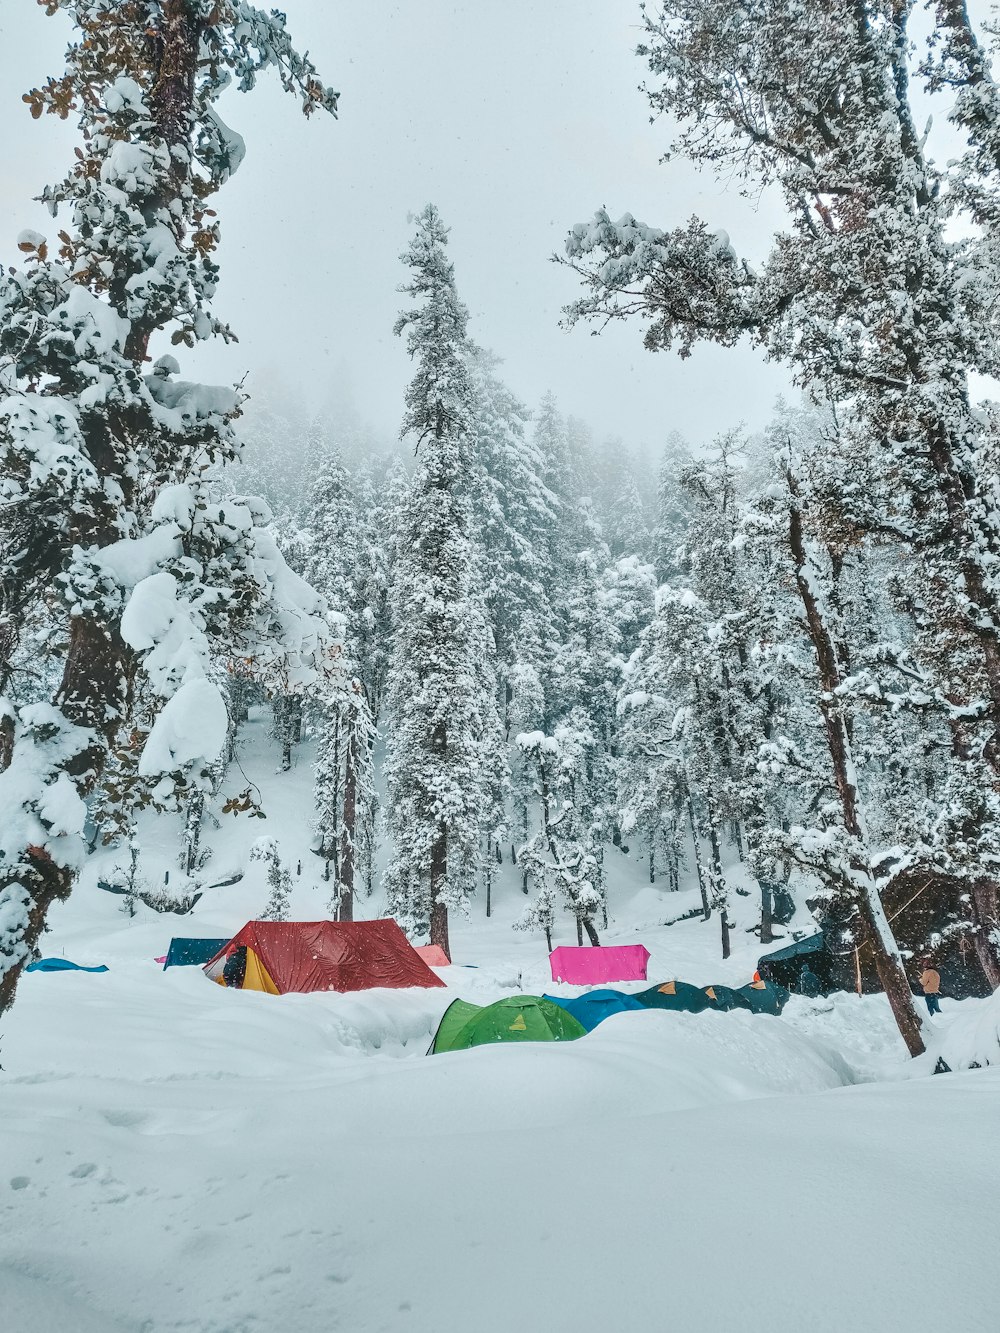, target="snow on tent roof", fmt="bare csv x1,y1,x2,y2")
428,995,586,1054
163,937,230,970
542,988,646,1032
204,919,447,995
25,958,108,973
